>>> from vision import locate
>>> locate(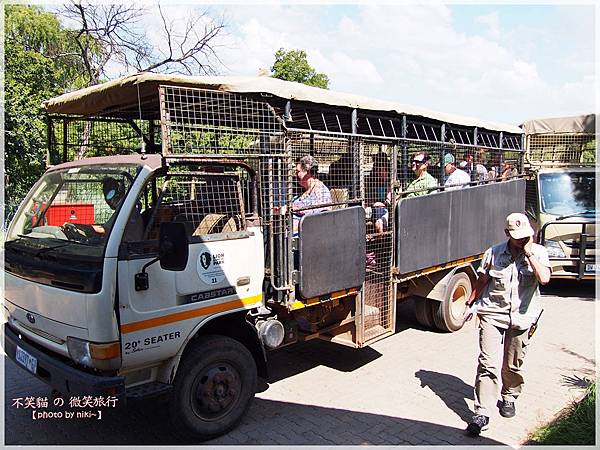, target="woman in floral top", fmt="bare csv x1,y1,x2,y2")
289,155,332,233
